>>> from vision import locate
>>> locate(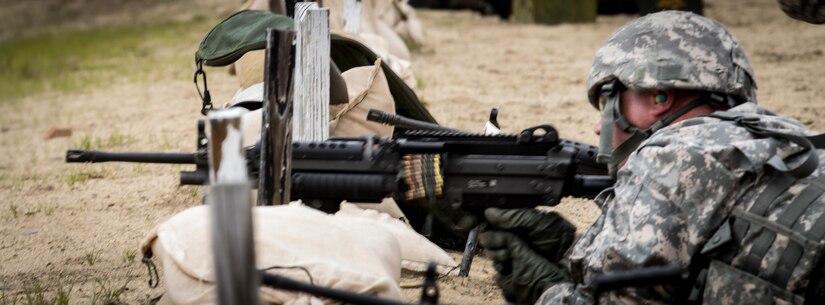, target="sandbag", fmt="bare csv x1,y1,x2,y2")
330,58,395,138
233,50,349,106
336,203,457,273
141,203,457,305
141,204,403,305
323,0,410,61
